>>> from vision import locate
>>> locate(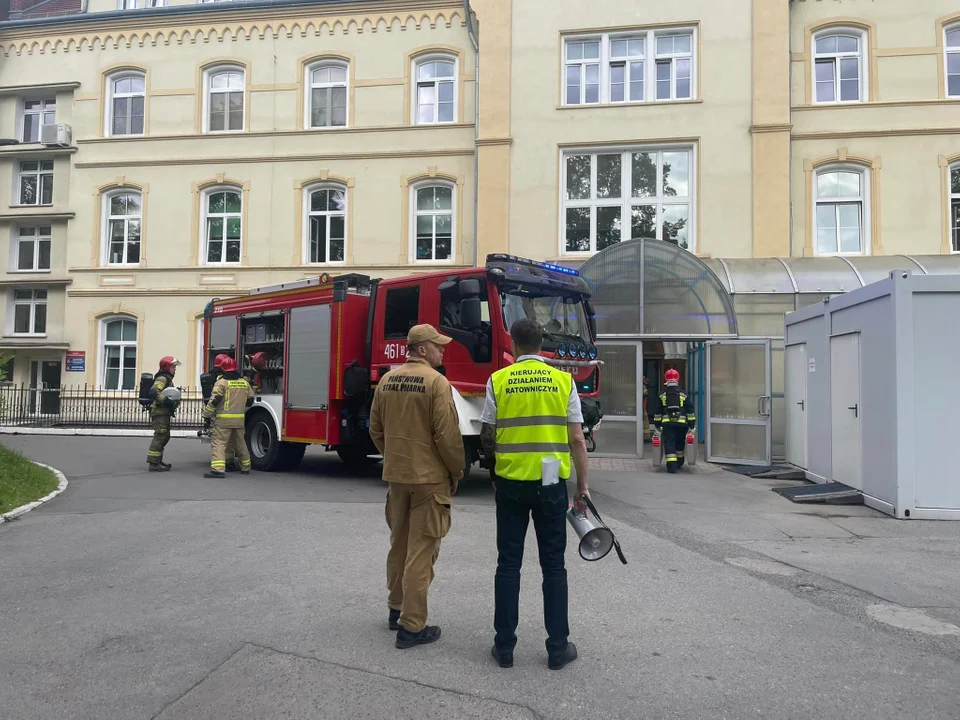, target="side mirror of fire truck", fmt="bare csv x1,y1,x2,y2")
458,278,483,331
